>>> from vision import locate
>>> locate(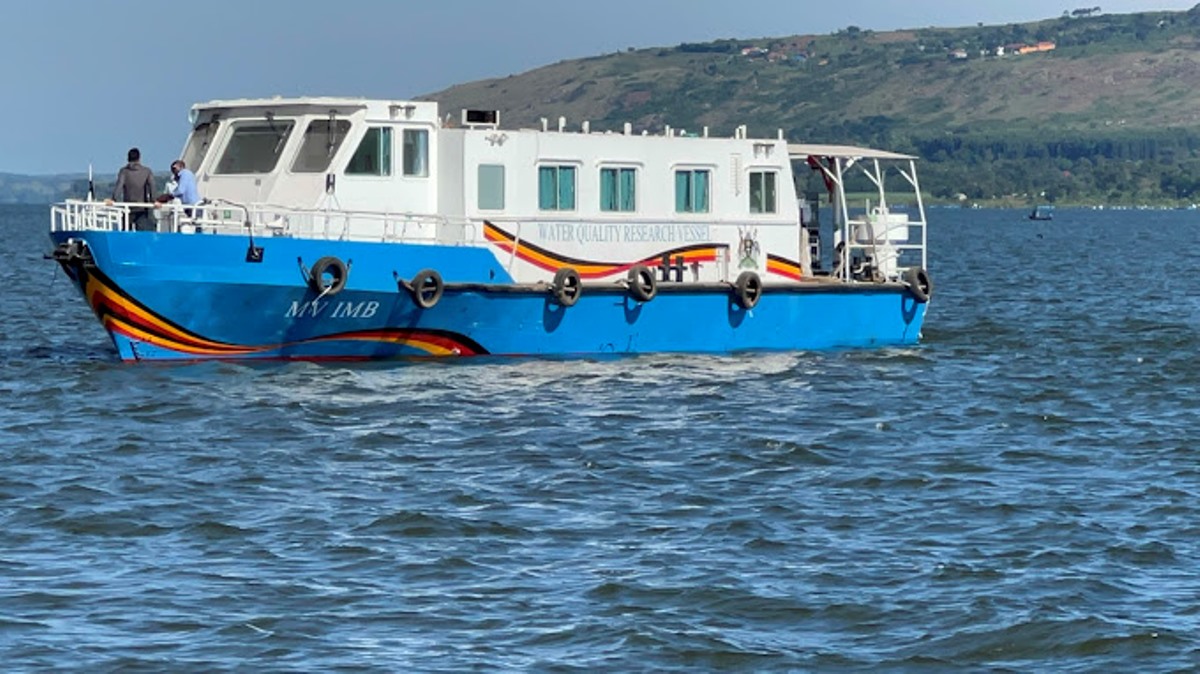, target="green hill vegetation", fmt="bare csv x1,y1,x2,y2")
0,173,87,204
425,6,1200,205
0,174,168,206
